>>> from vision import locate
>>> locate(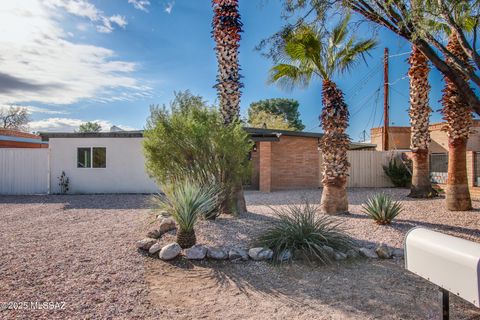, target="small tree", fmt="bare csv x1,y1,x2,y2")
248,110,295,130
143,91,252,217
78,122,102,133
0,106,30,131
248,98,305,131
